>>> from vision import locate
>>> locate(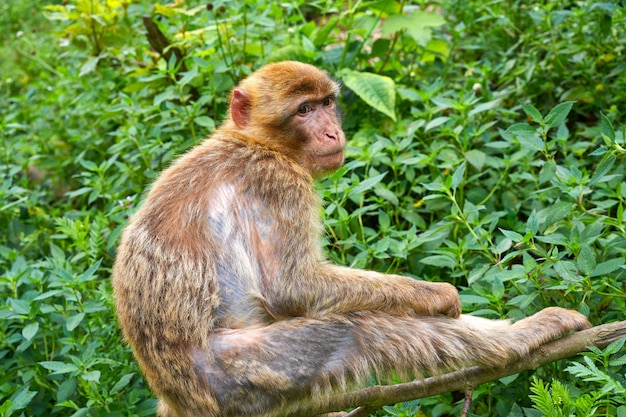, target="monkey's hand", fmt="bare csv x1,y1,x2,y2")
408,280,461,318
